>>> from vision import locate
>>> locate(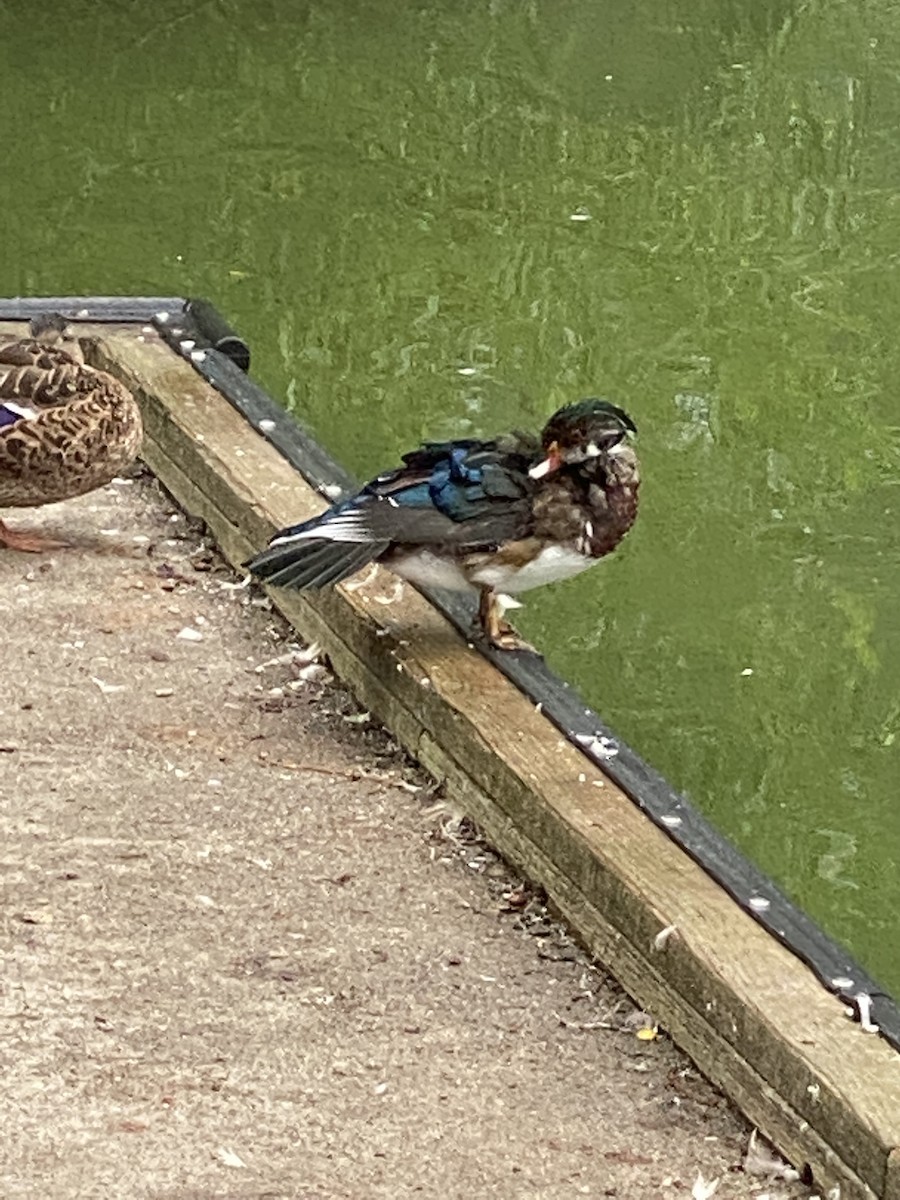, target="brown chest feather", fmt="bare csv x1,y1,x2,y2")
532,457,640,559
